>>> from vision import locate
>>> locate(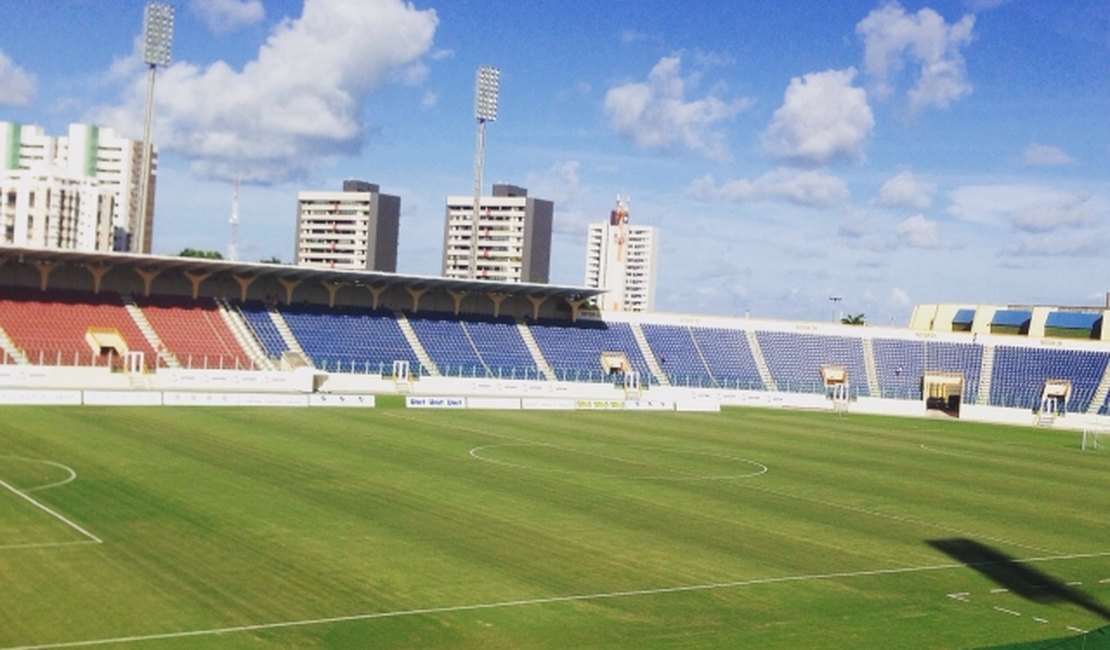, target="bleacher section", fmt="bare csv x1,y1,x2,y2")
529,318,655,383
872,338,983,402
990,345,1109,412
458,316,541,380
8,282,1110,420
135,295,253,370
756,331,869,395
0,288,157,368
279,304,422,374
237,301,290,358
406,312,541,379
640,324,764,389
